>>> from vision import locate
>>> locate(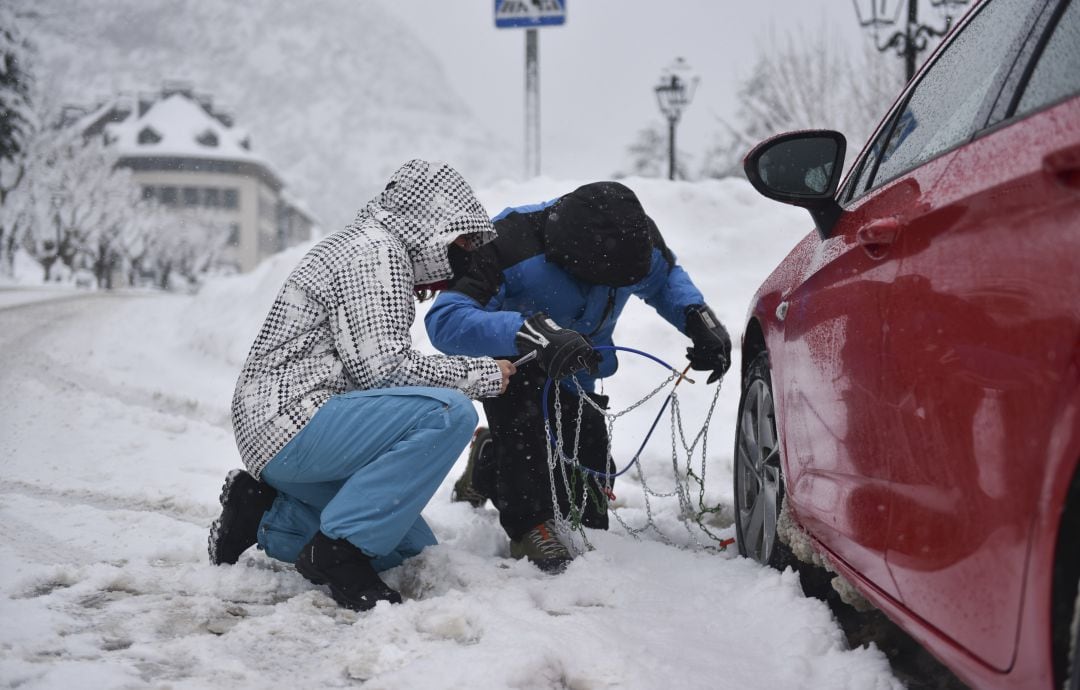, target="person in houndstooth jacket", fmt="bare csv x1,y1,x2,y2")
208,159,516,612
